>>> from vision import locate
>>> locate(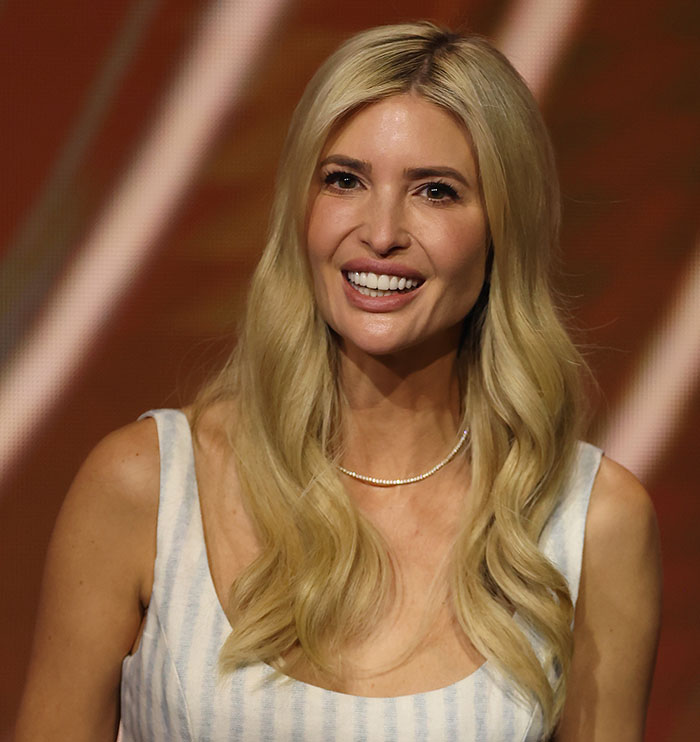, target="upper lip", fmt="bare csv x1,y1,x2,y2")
340,259,425,281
